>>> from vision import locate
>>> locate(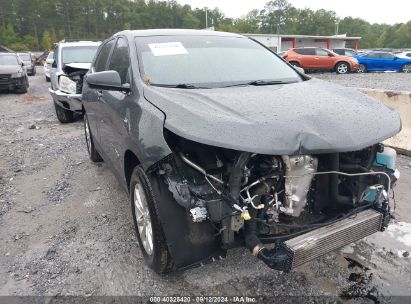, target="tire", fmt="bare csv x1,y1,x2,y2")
336,62,349,74
402,64,411,73
358,64,367,73
84,113,103,162
54,101,74,123
130,165,174,274
46,76,50,82
17,78,28,94
32,68,36,76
